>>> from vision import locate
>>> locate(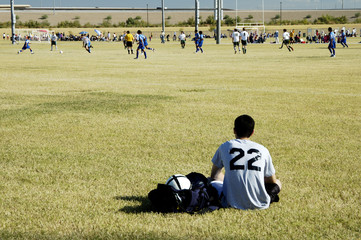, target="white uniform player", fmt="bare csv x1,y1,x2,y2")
240,28,249,54
283,31,290,41
231,29,241,54
212,139,275,209
179,31,186,49
280,29,294,51
51,34,57,51
210,115,281,210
